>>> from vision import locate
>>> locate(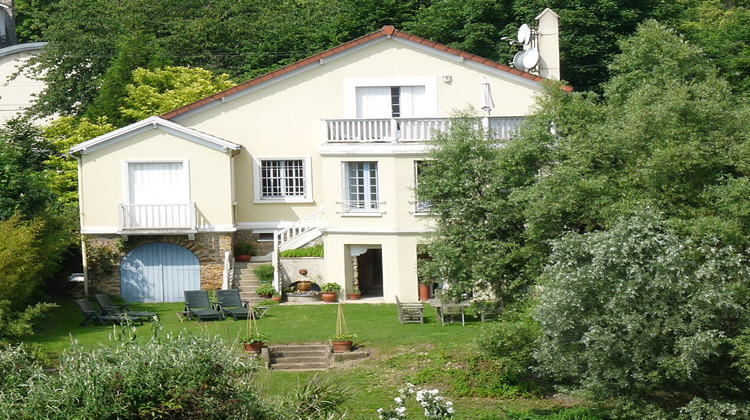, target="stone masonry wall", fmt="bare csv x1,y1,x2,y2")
85,233,232,297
